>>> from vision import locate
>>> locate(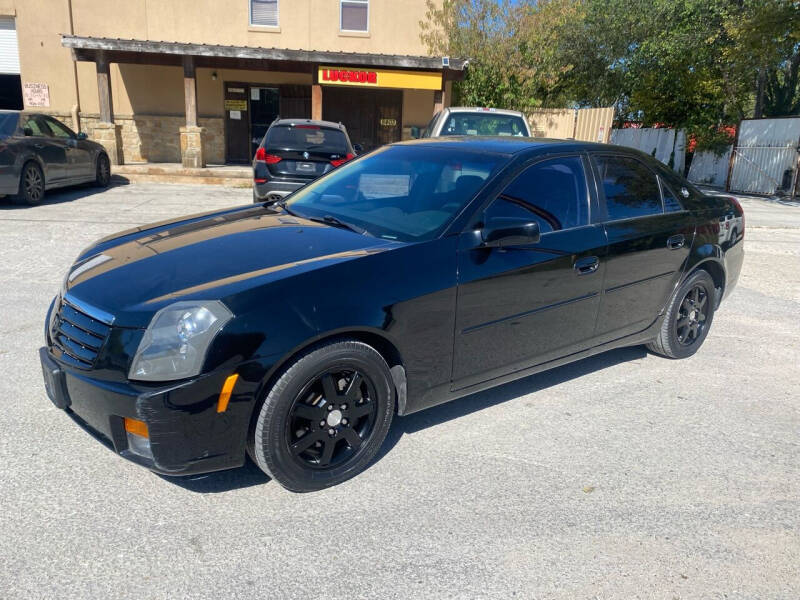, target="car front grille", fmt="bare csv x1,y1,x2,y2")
49,296,112,370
